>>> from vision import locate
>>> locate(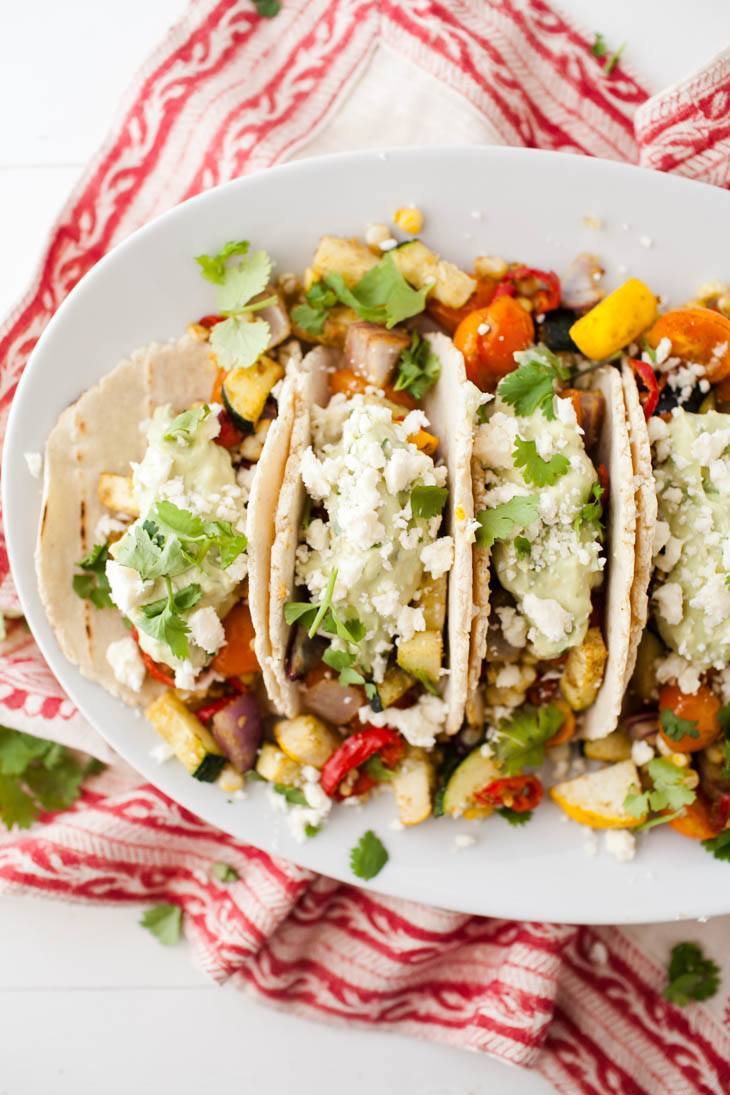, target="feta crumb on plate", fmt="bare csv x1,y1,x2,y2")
24,451,42,478
453,833,477,851
604,829,637,862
